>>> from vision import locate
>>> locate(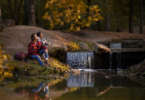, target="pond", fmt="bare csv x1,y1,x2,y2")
0,71,145,100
